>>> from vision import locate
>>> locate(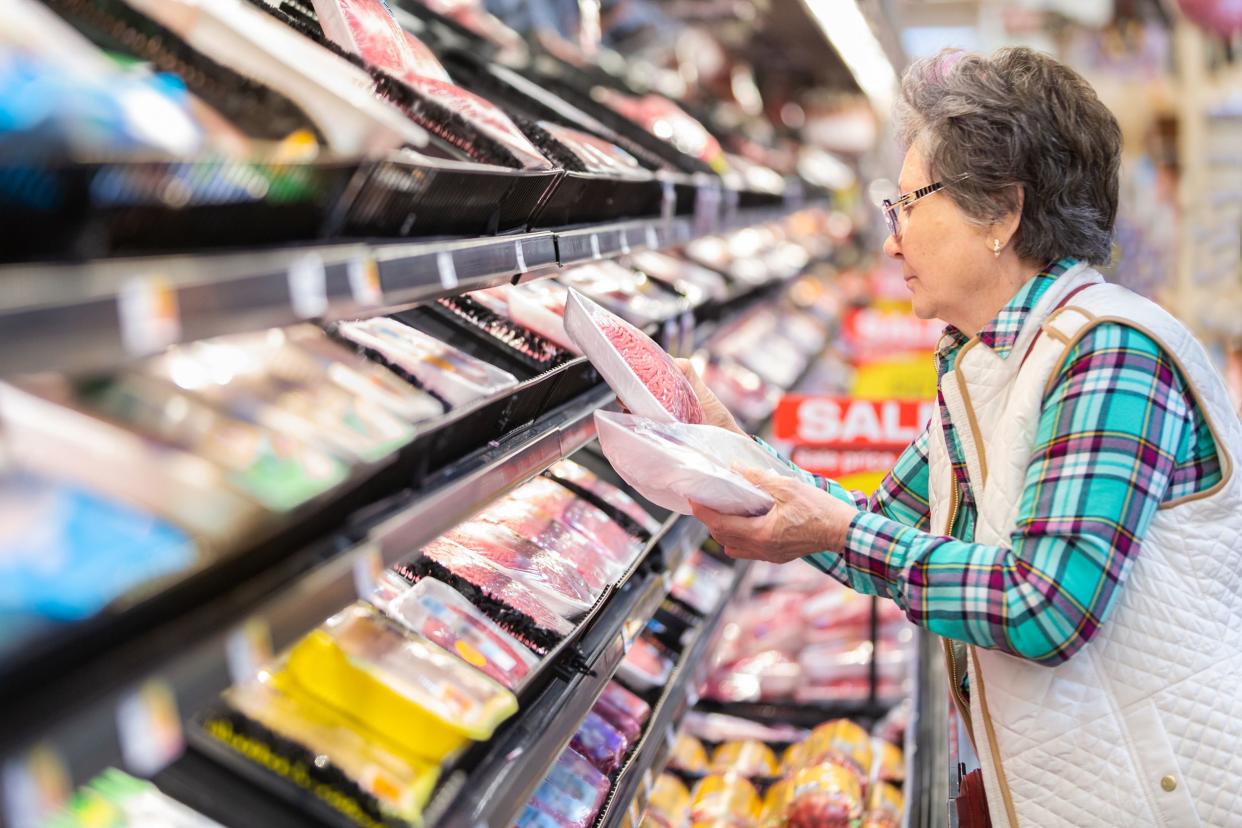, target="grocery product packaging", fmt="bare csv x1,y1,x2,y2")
594,411,801,516
474,281,580,354
522,747,610,828
49,768,222,828
670,549,735,615
668,733,710,773
570,710,629,773
616,634,673,691
0,472,196,622
512,476,644,570
760,778,792,828
861,782,904,828
871,737,905,784
783,762,864,828
371,576,537,691
642,774,690,828
409,537,577,641
536,121,648,178
335,317,519,408
210,675,436,825
709,740,778,778
564,289,702,424
595,681,651,731
282,603,517,762
591,88,726,171
560,265,685,329
474,496,619,591
803,720,874,779
435,295,570,368
445,522,599,613
629,251,730,304
546,459,661,536
688,774,761,827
